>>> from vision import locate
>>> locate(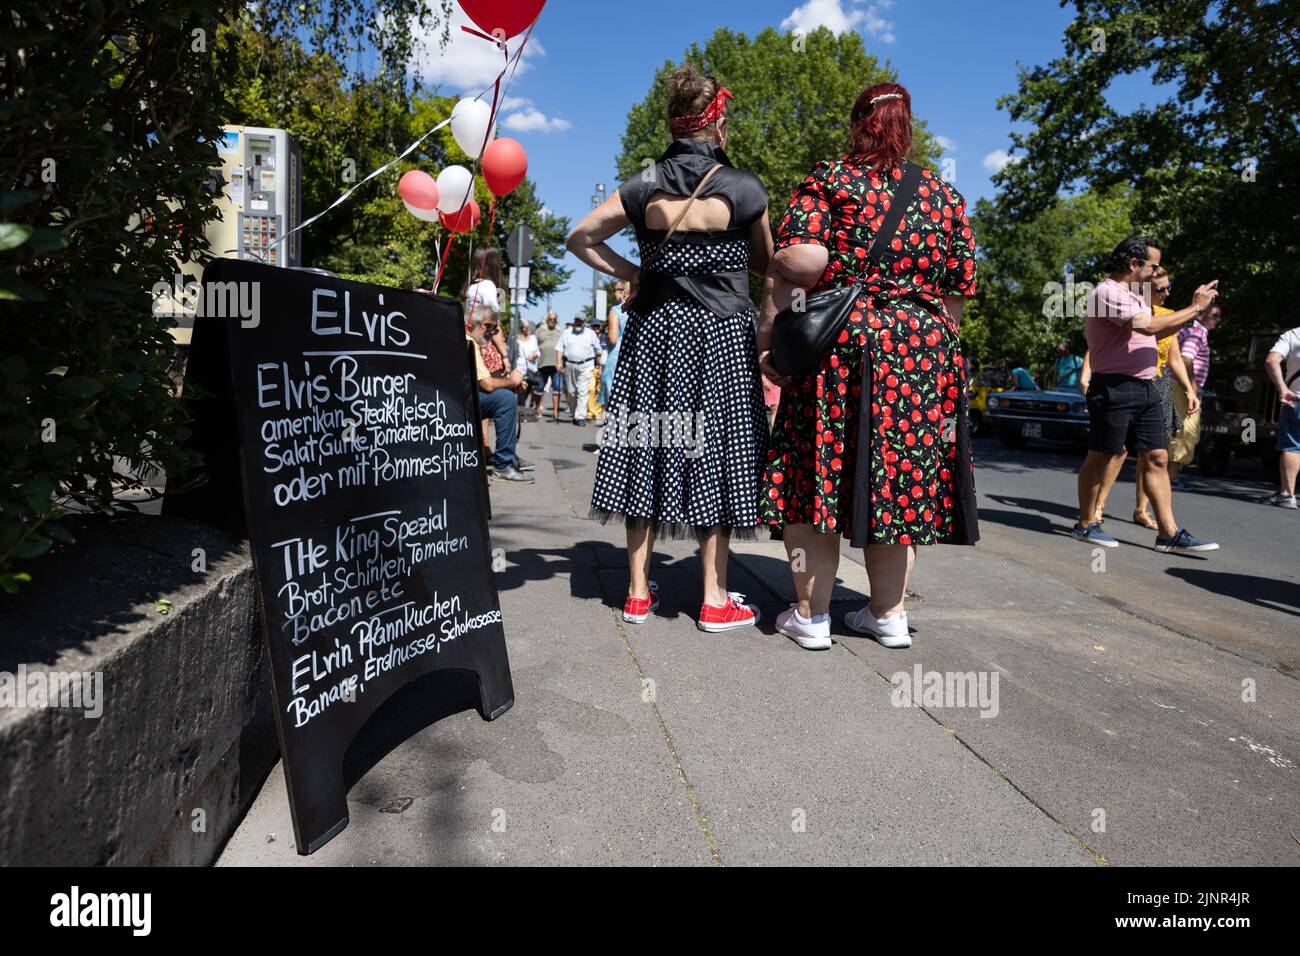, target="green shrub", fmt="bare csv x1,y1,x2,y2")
0,1,237,592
